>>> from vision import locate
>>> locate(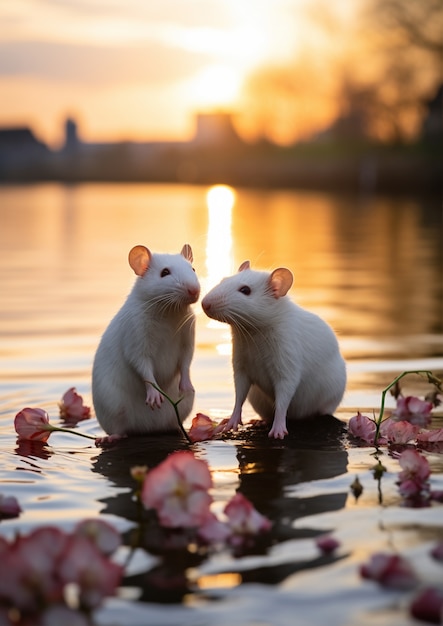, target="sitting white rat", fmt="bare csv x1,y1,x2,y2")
92,244,200,439
201,261,346,439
